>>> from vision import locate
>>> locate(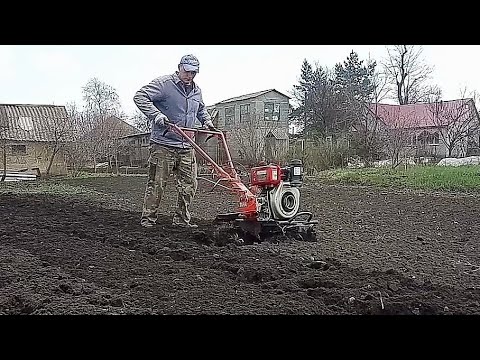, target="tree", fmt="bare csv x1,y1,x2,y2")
334,50,376,102
427,89,480,157
102,117,139,173
130,109,150,132
81,78,123,172
64,102,93,176
380,107,419,168
43,106,74,176
351,68,390,165
333,51,379,161
383,45,438,105
290,59,316,132
228,109,284,165
291,59,338,139
82,77,122,118
292,53,378,142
